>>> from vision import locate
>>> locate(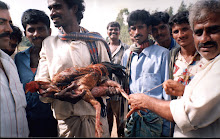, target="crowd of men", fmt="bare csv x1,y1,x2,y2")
0,0,219,138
